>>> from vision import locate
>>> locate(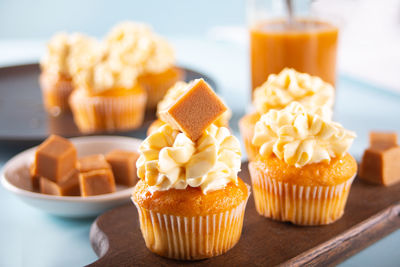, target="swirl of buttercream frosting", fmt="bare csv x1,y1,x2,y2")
137,124,241,193
41,33,101,77
252,102,356,167
253,68,334,118
73,22,175,94
105,21,175,75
